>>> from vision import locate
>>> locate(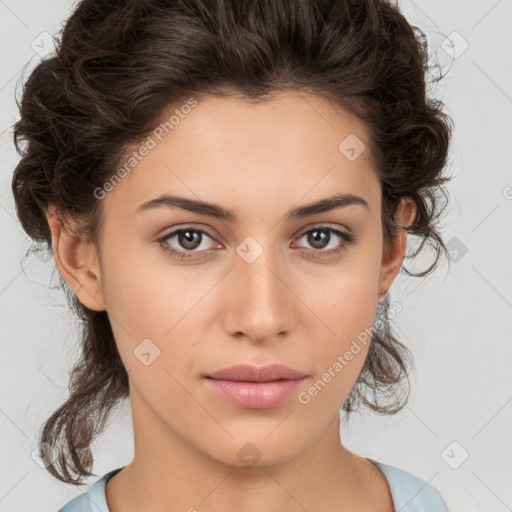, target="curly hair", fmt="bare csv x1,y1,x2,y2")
11,0,453,484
